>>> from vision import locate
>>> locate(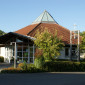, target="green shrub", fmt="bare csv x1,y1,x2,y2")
55,59,69,61
23,61,27,70
1,64,43,73
27,66,42,73
18,61,27,70
43,61,85,72
1,67,22,73
17,63,24,69
34,56,45,68
0,56,4,62
80,62,85,71
27,63,35,68
2,61,85,73
17,63,44,73
80,59,85,62
26,63,44,73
